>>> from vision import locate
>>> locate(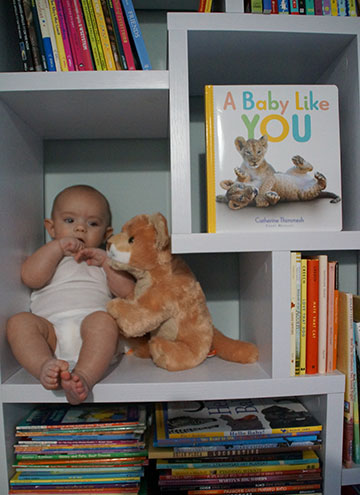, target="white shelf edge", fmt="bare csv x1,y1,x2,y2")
342,464,360,486
1,356,344,403
171,231,360,253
